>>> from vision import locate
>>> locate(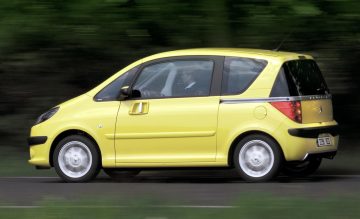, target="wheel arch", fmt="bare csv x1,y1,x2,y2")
49,129,102,167
227,130,284,167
